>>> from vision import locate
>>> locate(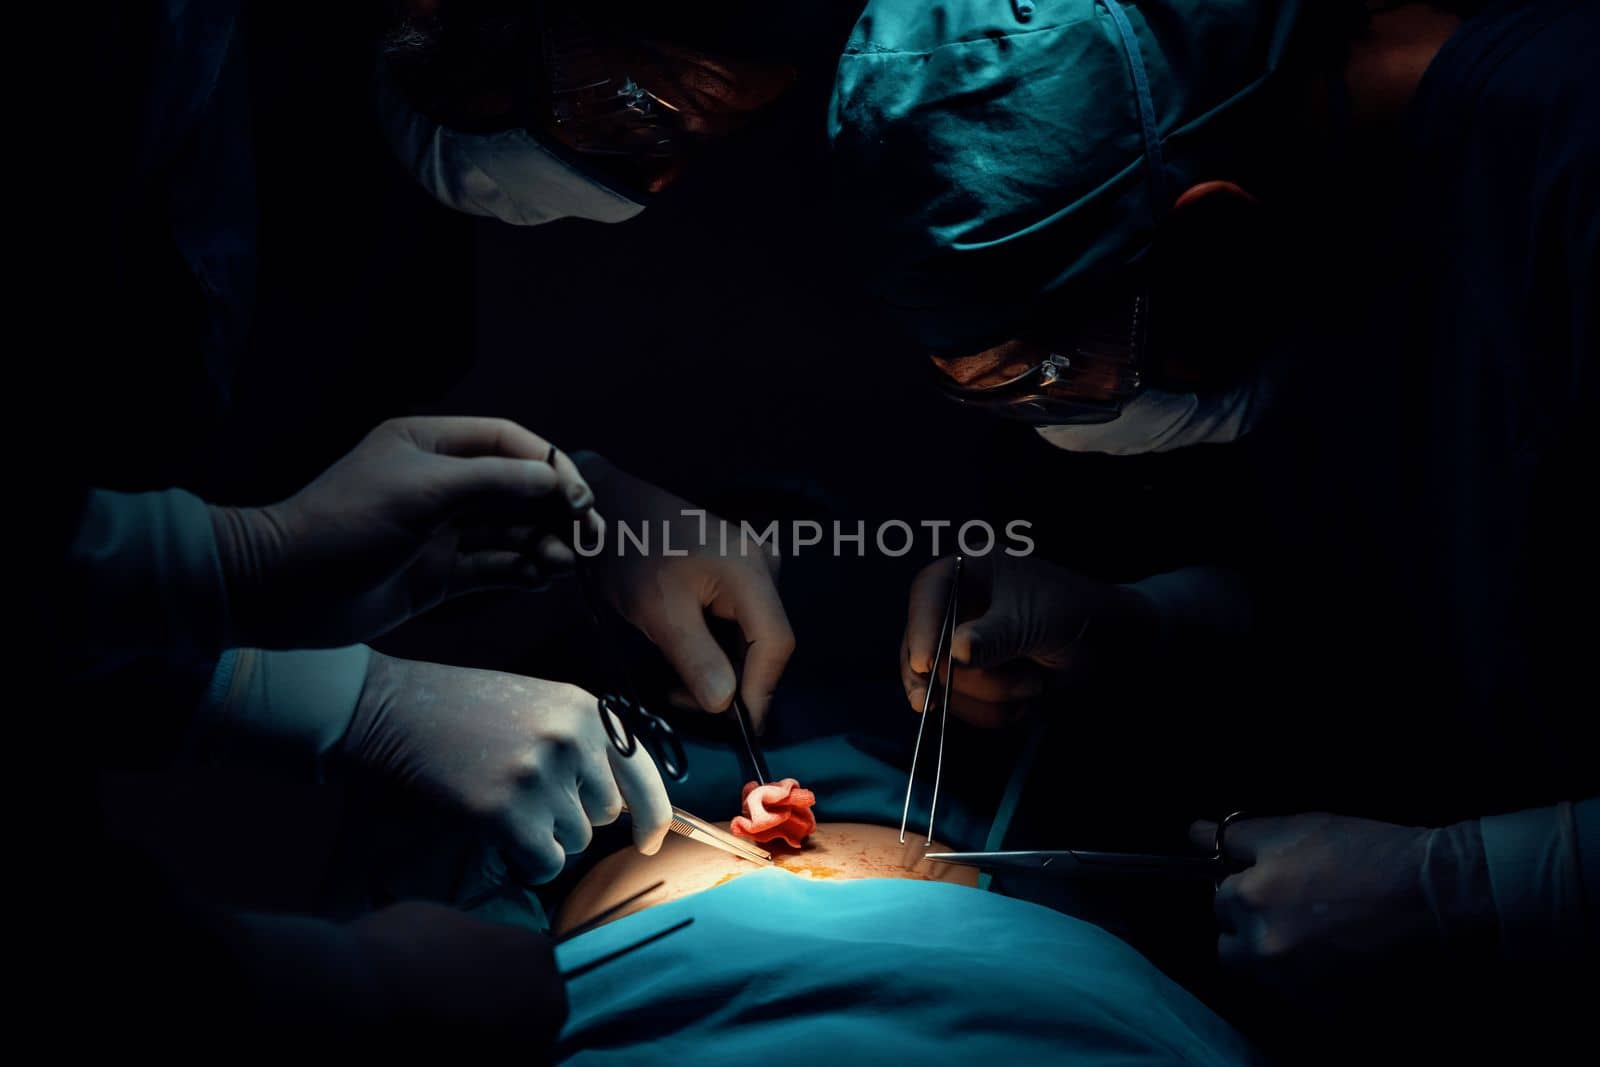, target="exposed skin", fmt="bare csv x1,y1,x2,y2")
555,822,981,936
